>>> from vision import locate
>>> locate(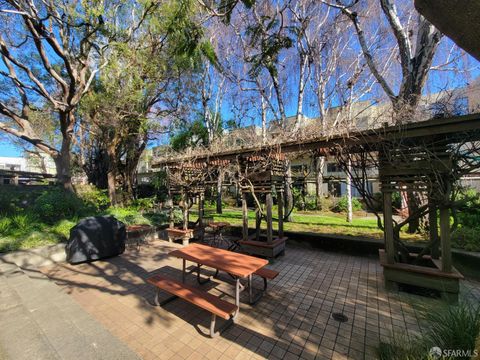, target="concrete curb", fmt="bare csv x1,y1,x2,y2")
0,243,66,269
